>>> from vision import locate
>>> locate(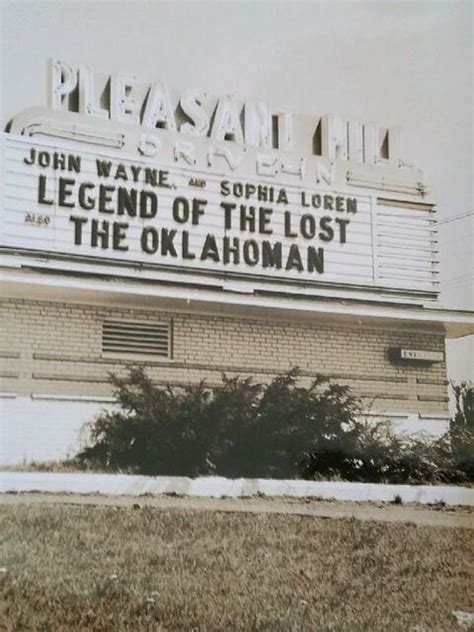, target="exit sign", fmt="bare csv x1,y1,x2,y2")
390,348,444,363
